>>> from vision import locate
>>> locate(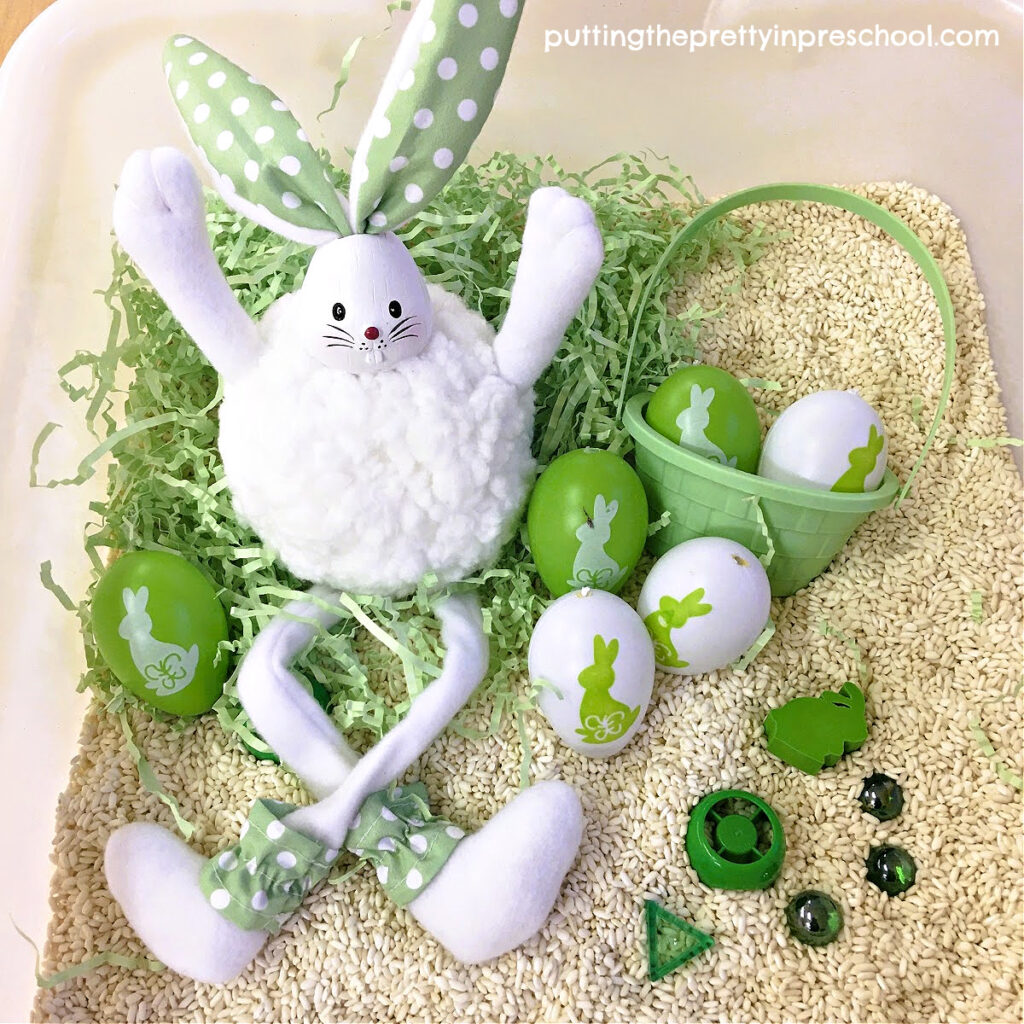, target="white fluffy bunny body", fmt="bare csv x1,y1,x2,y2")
105,0,604,985
222,279,536,595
